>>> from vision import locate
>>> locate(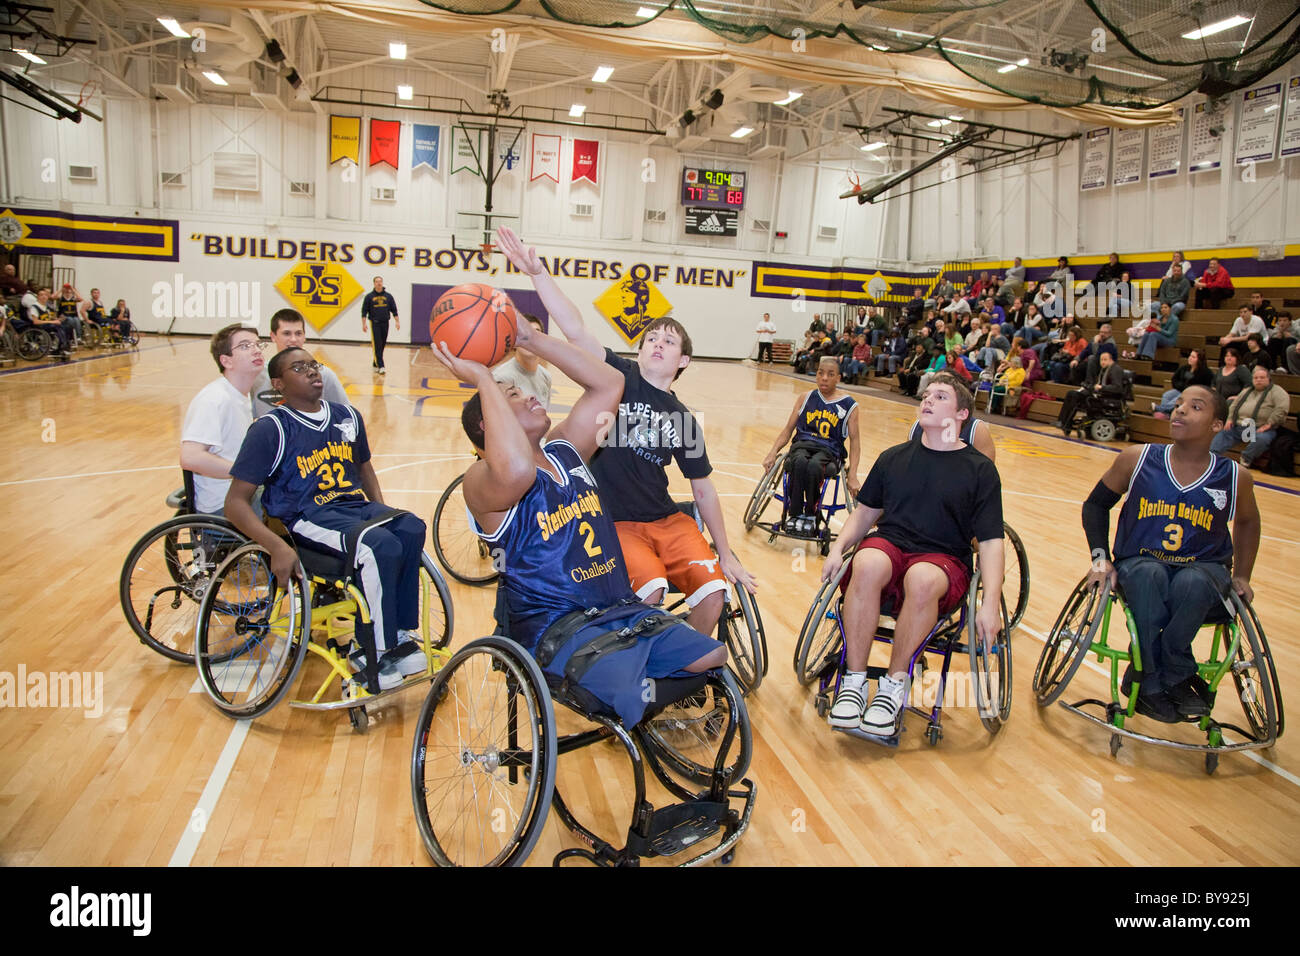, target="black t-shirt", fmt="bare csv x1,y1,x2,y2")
856,440,1003,572
588,348,712,522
